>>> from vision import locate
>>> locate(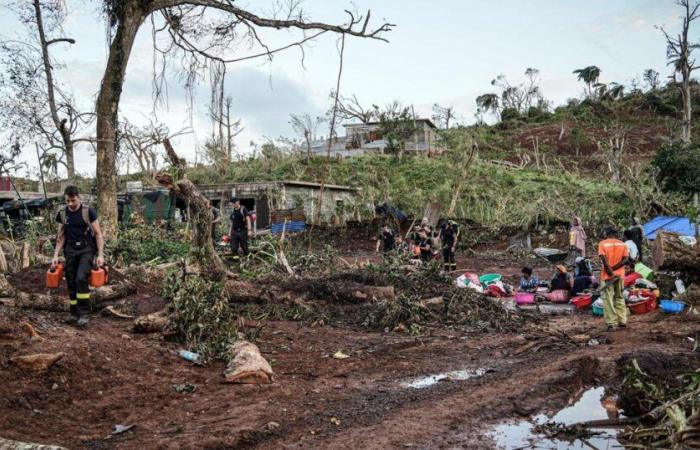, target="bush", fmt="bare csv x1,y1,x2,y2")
500,107,521,122
162,272,239,361
111,223,190,265
652,141,700,196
